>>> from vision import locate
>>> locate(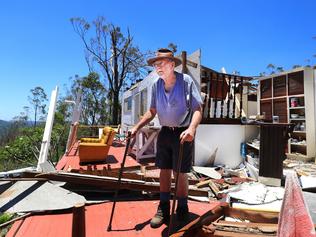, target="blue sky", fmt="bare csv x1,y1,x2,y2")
0,0,315,121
